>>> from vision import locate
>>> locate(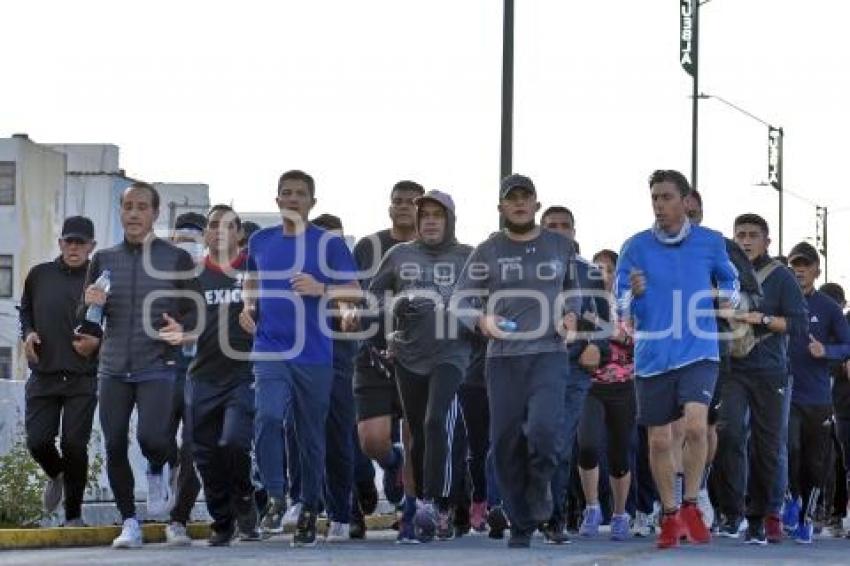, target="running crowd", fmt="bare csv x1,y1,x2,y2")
17,168,850,551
